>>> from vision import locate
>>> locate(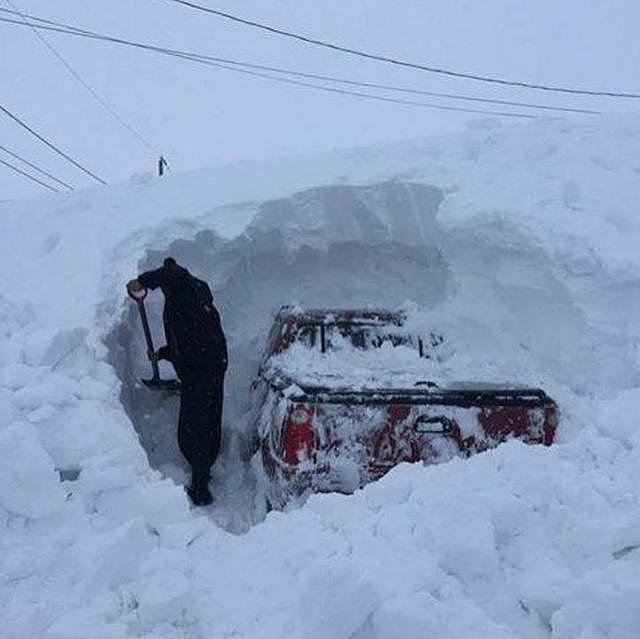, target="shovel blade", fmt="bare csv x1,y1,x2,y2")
141,377,181,394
